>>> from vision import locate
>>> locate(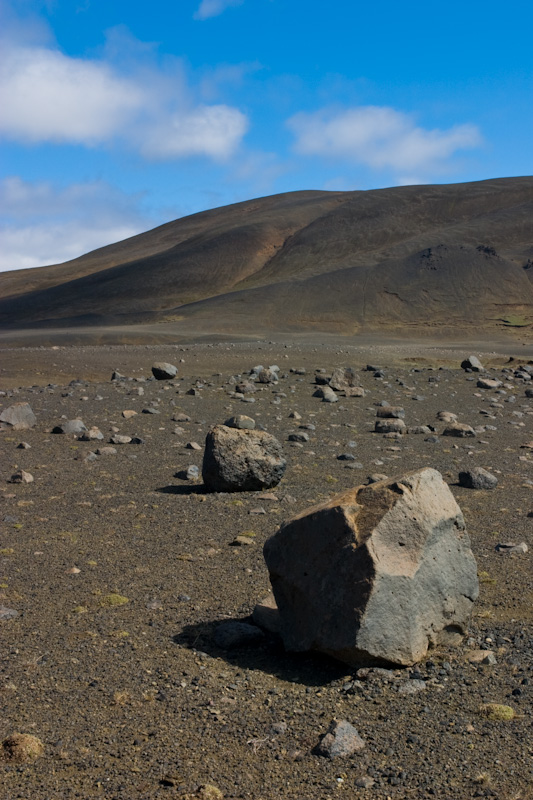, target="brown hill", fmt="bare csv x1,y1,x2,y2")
1,177,533,338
